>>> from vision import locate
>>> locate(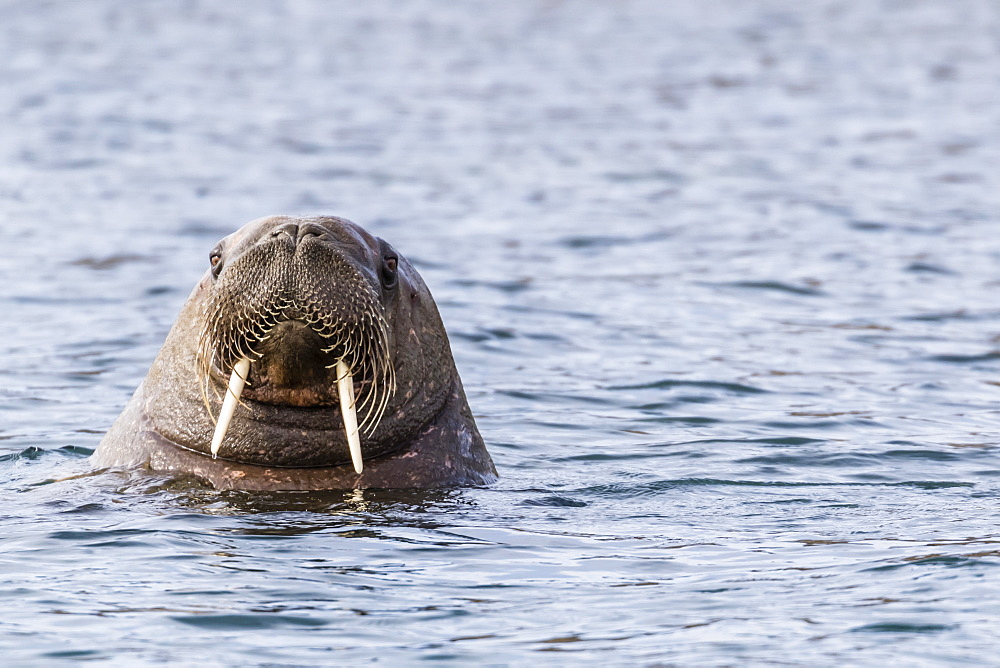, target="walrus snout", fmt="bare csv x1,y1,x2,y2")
202,231,391,377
